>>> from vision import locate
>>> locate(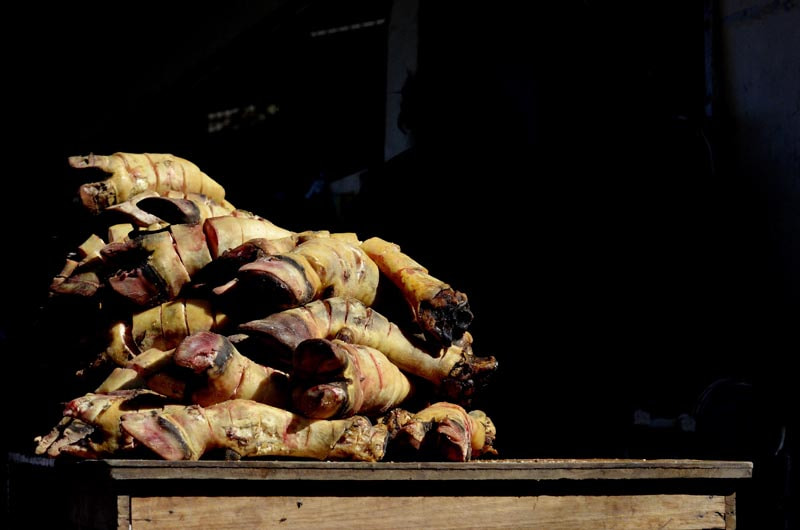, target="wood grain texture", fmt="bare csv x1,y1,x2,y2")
725,493,737,530
91,458,753,483
117,496,131,530
130,494,729,529
6,454,749,529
